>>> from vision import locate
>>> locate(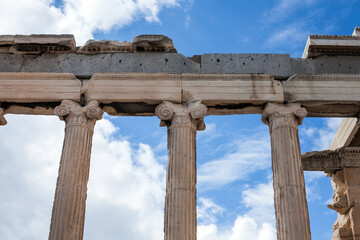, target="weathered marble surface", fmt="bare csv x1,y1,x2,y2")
77,40,133,54
133,34,177,53
329,166,360,240
156,101,207,240
0,72,81,102
262,103,311,240
0,34,76,54
49,100,103,240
